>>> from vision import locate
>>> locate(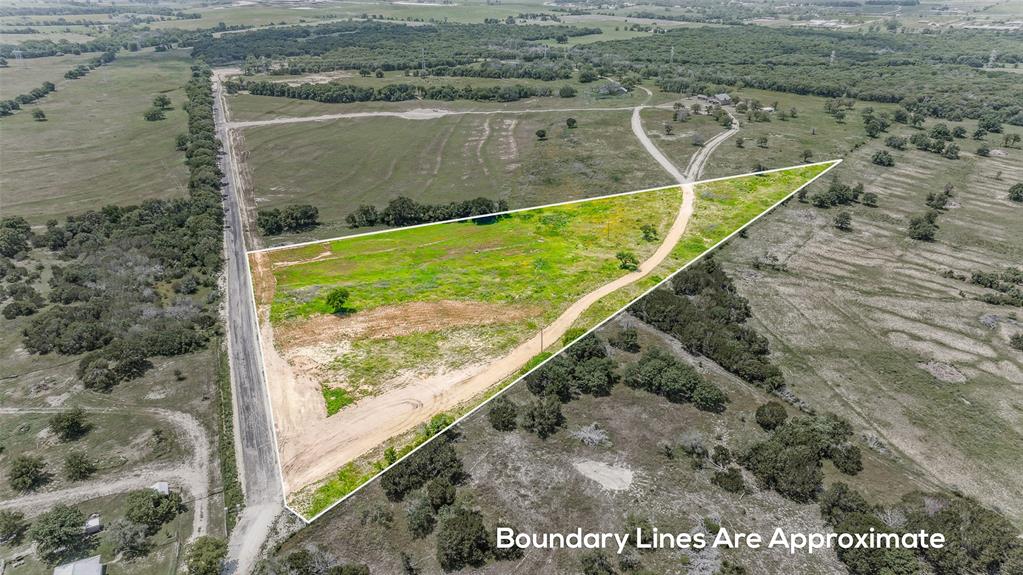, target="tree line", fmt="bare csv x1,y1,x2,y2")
0,50,116,117
346,196,509,228
228,78,555,104
192,21,599,71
